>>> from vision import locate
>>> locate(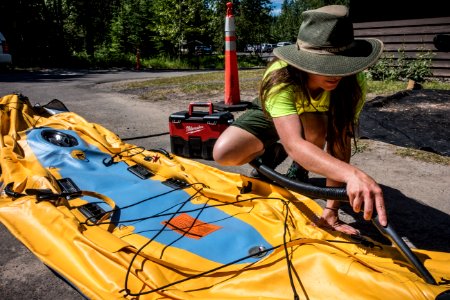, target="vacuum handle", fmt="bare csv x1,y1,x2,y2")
188,101,213,115
372,218,437,285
